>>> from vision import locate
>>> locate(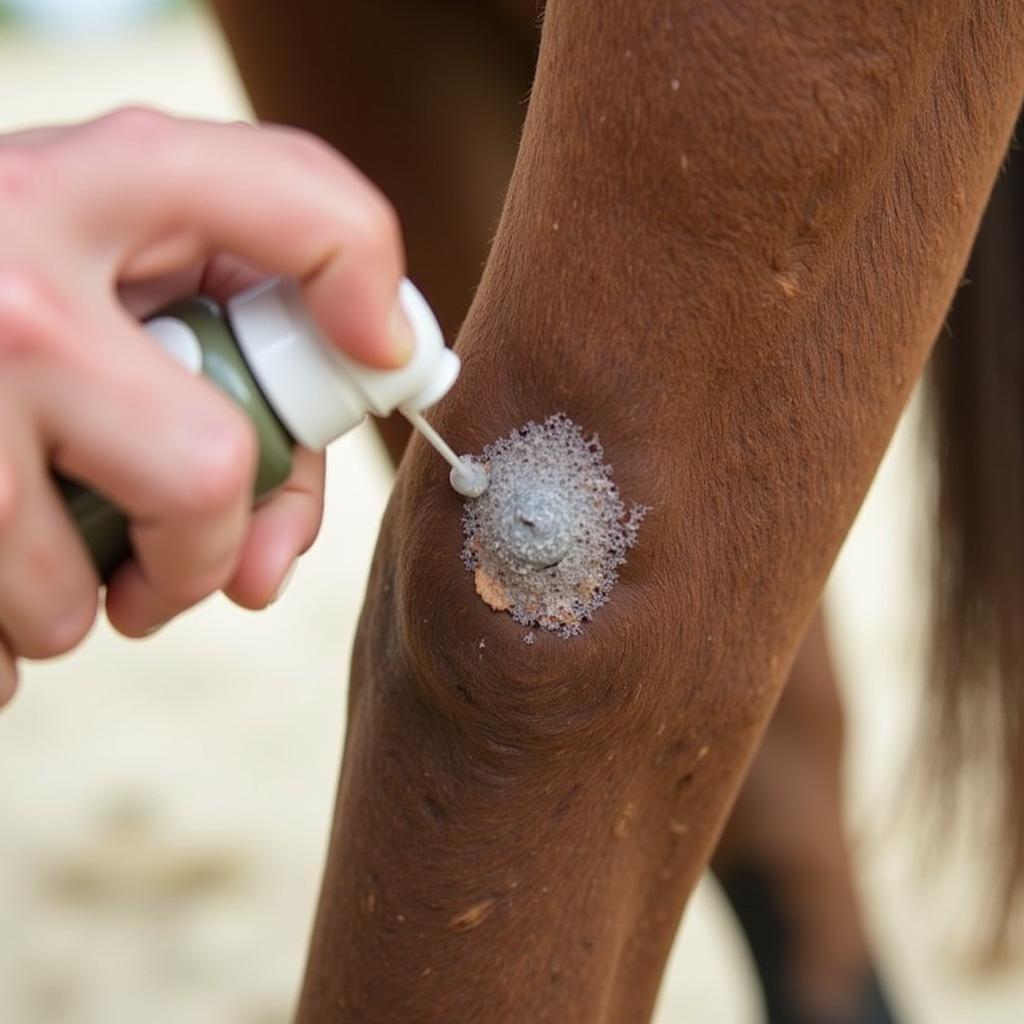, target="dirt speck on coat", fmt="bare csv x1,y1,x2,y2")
448,898,496,932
